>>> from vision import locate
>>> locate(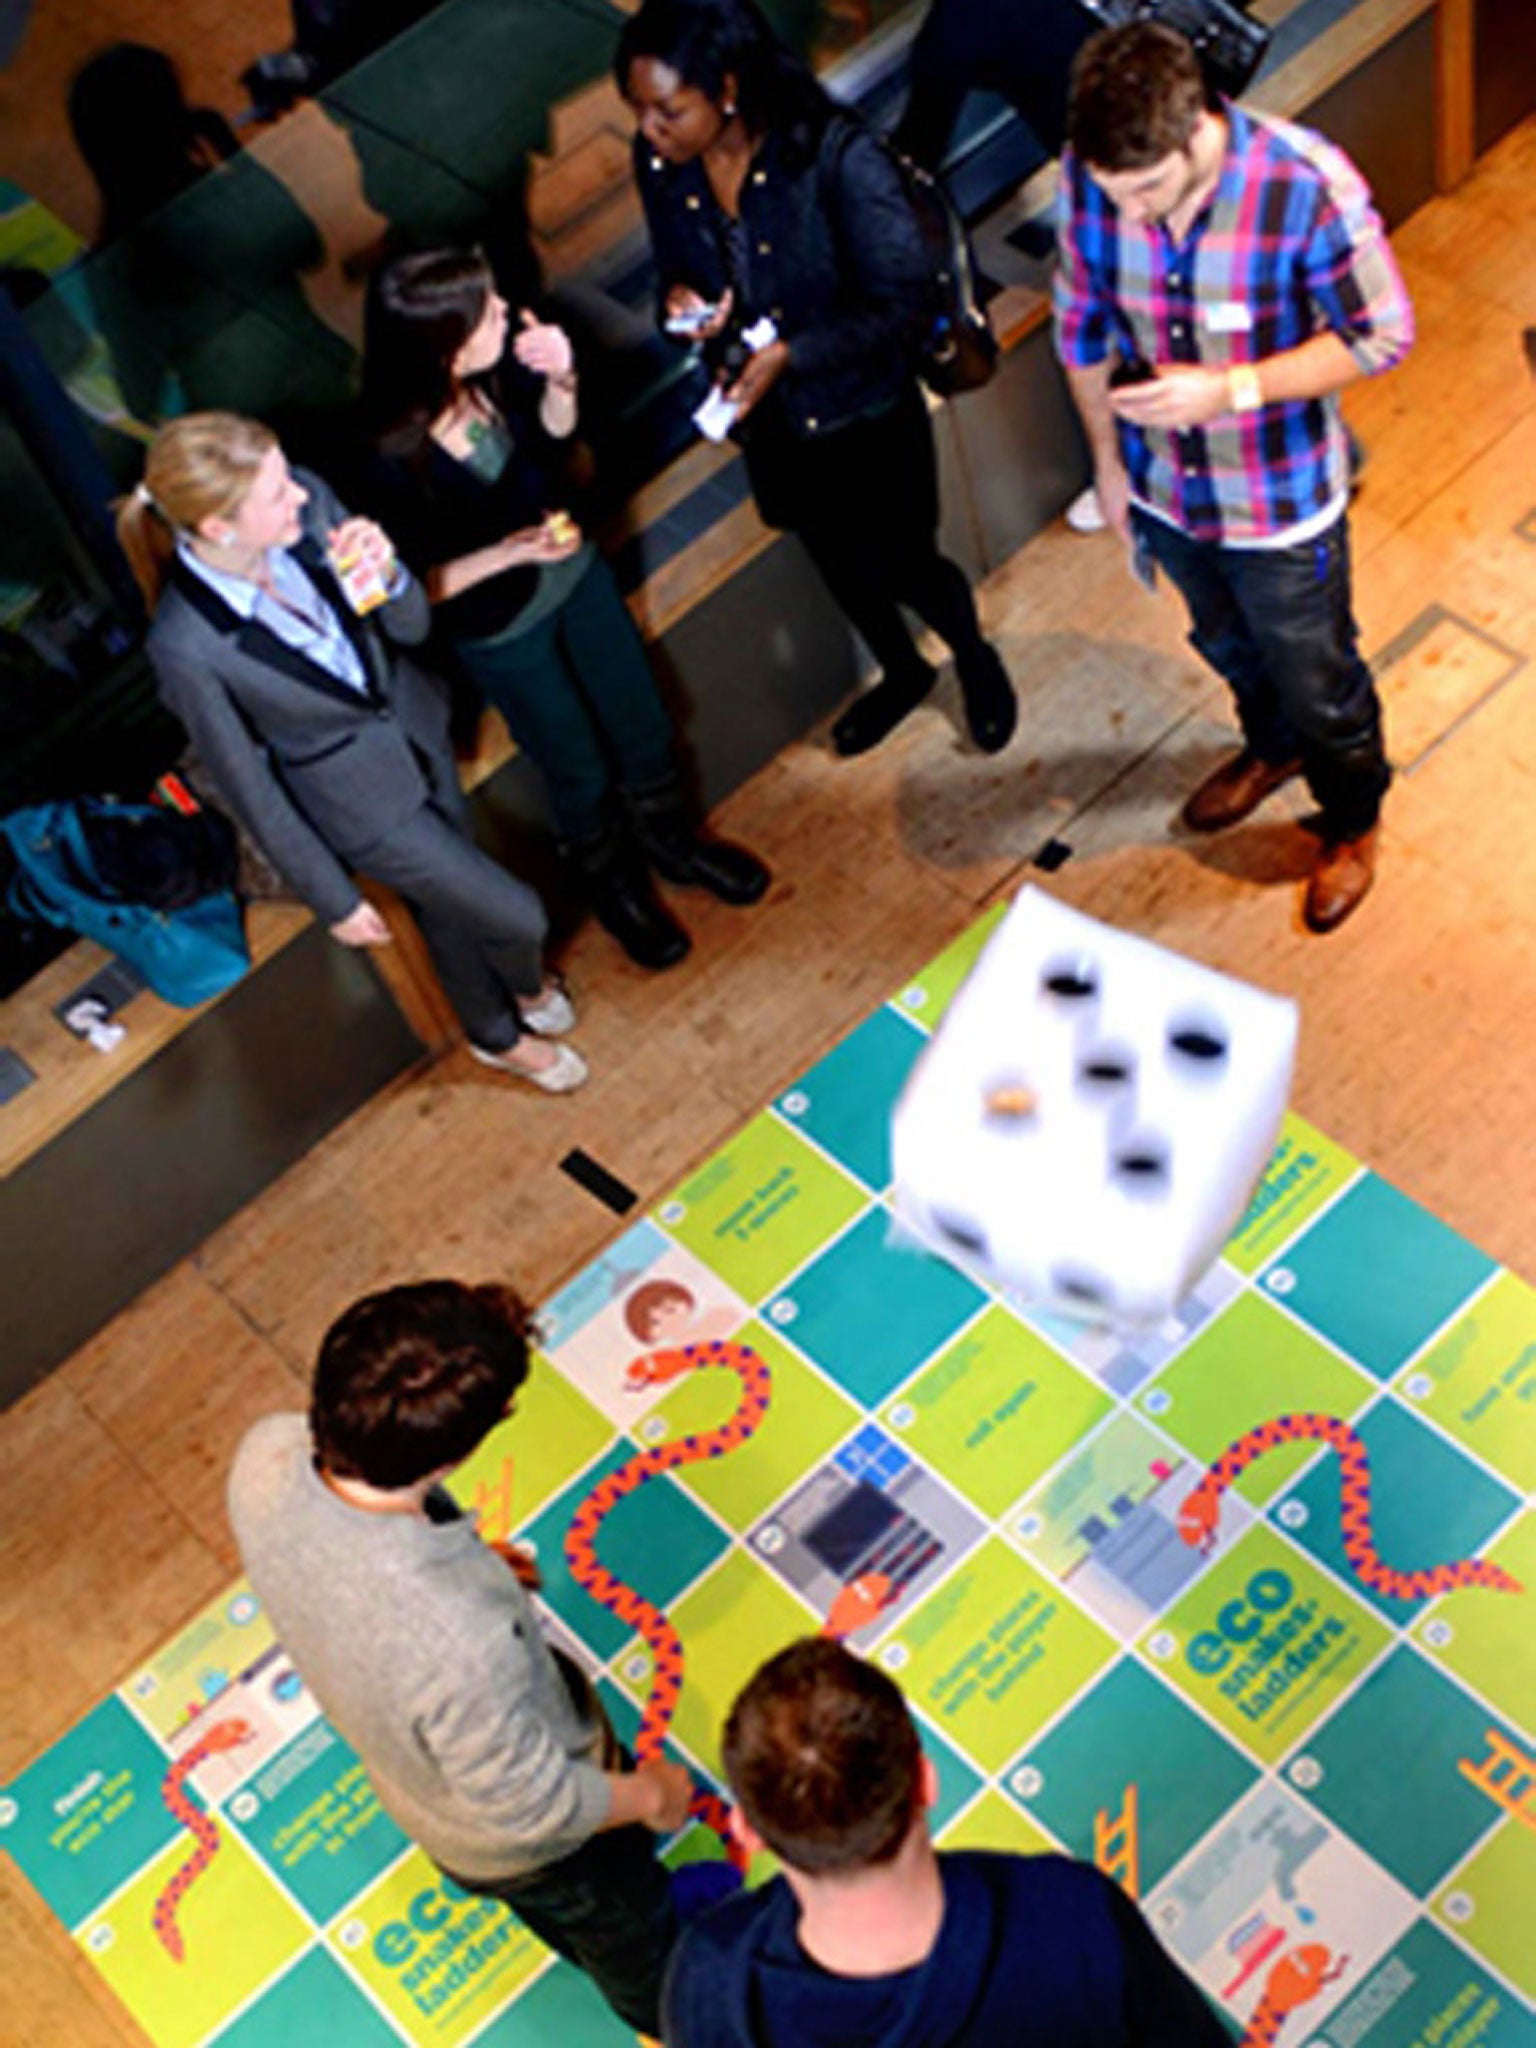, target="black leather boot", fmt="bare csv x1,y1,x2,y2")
569,817,691,970
628,782,771,906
